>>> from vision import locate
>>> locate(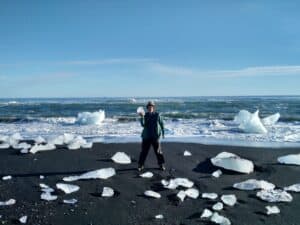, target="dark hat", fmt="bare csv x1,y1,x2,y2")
146,101,155,107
